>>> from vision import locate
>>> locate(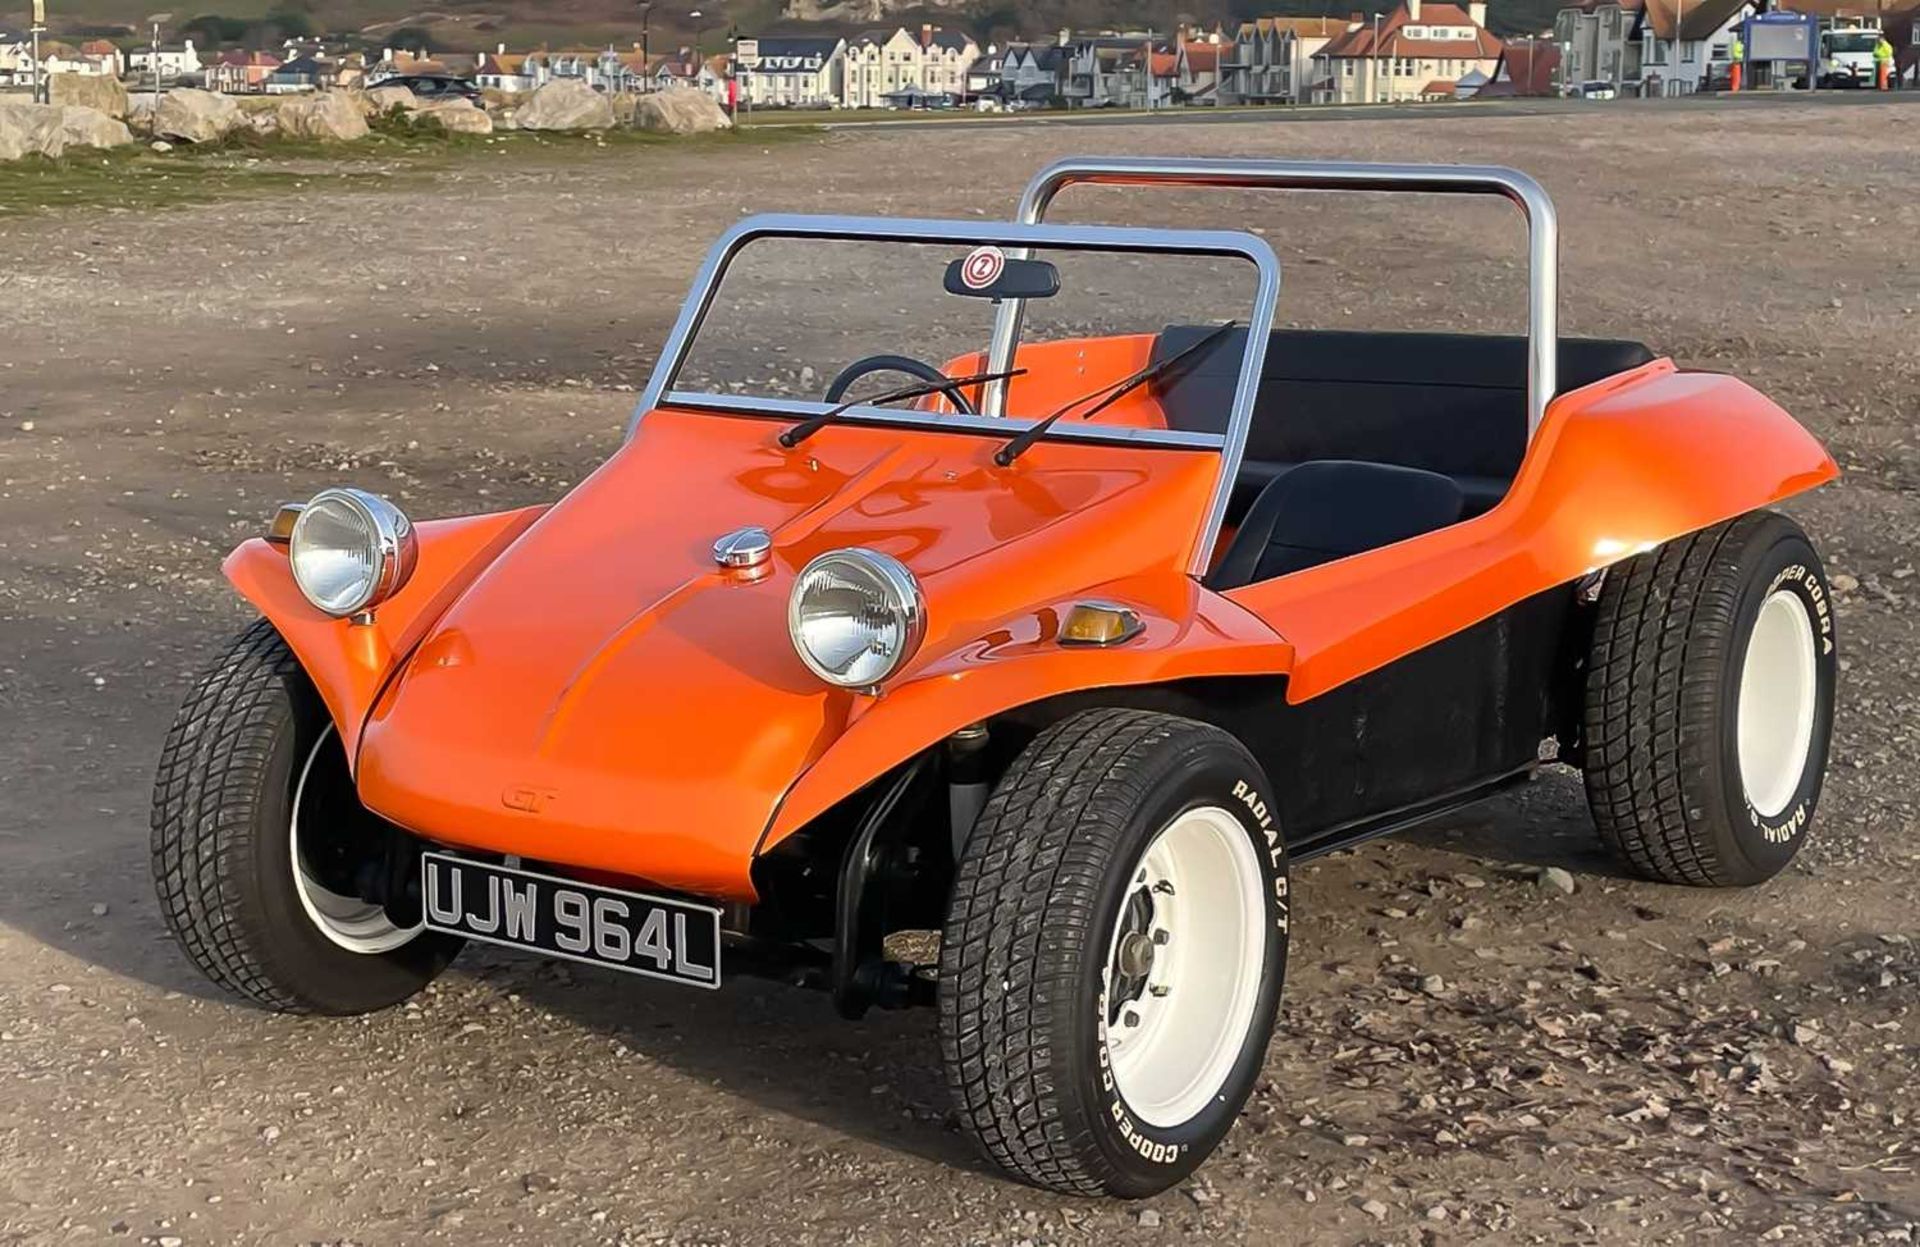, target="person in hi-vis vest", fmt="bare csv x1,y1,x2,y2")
1874,35,1894,90
1729,33,1745,92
